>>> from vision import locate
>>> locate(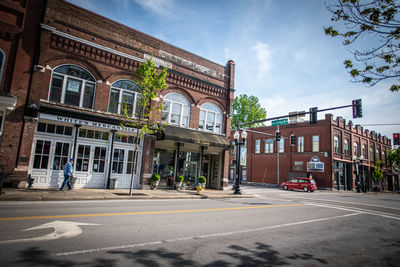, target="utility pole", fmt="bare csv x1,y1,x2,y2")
277,125,280,185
